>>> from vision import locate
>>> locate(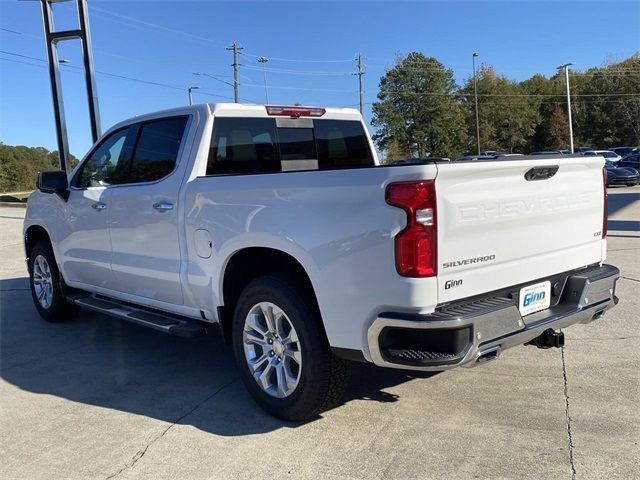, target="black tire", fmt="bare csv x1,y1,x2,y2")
232,275,350,421
28,240,79,322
